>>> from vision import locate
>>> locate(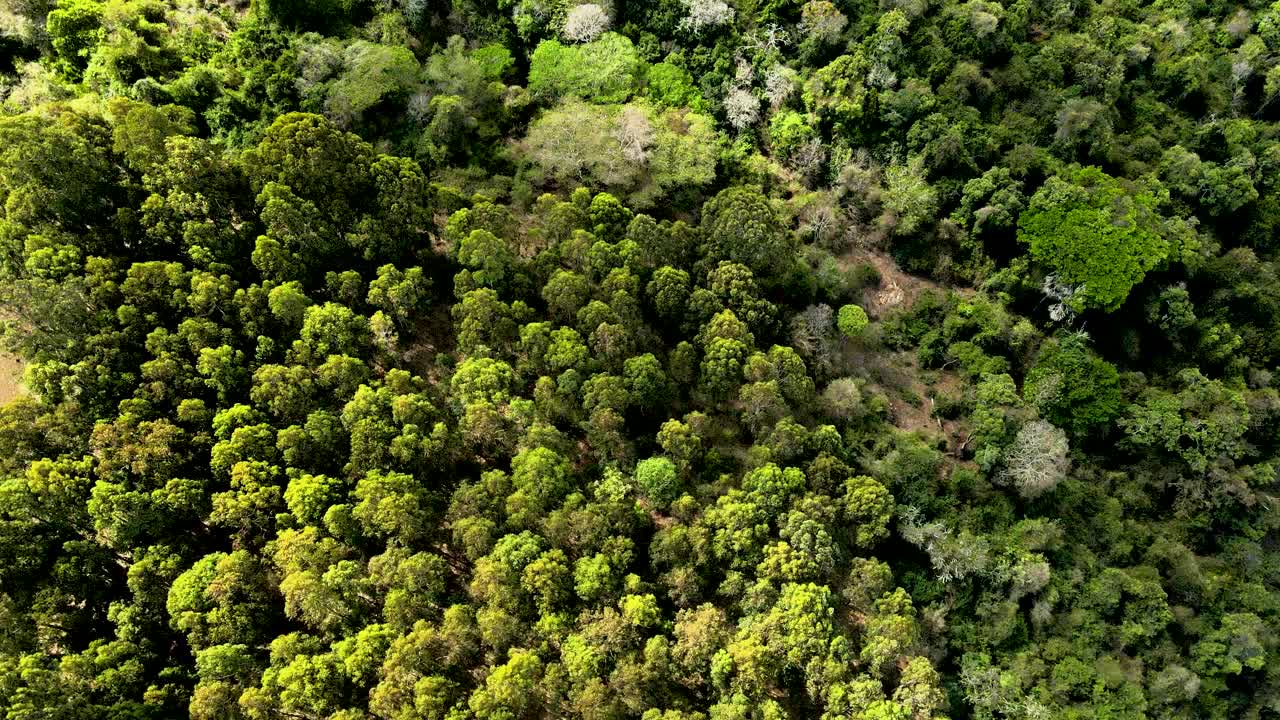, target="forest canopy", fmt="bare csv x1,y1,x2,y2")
0,0,1279,717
